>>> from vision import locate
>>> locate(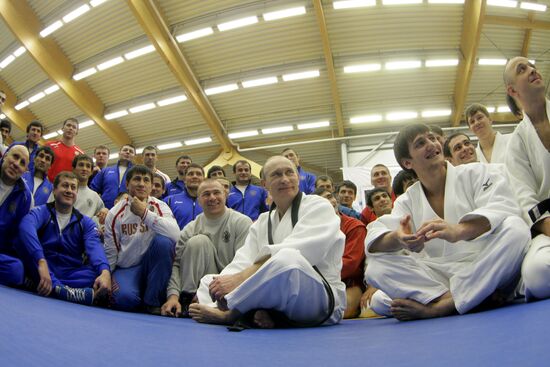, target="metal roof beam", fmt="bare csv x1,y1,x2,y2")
485,14,550,30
